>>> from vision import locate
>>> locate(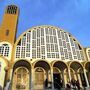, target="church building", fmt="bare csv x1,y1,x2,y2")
0,5,90,90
